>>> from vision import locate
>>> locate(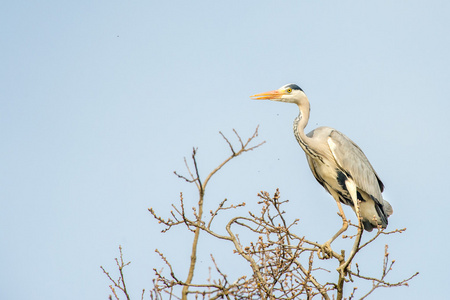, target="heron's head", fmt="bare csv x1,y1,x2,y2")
250,83,307,105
